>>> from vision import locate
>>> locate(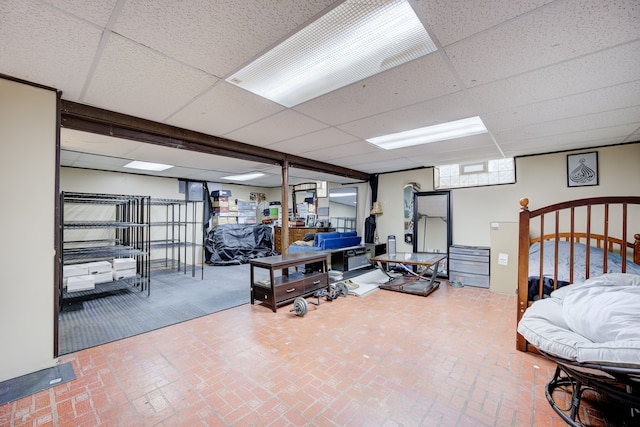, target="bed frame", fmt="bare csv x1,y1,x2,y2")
517,196,640,353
